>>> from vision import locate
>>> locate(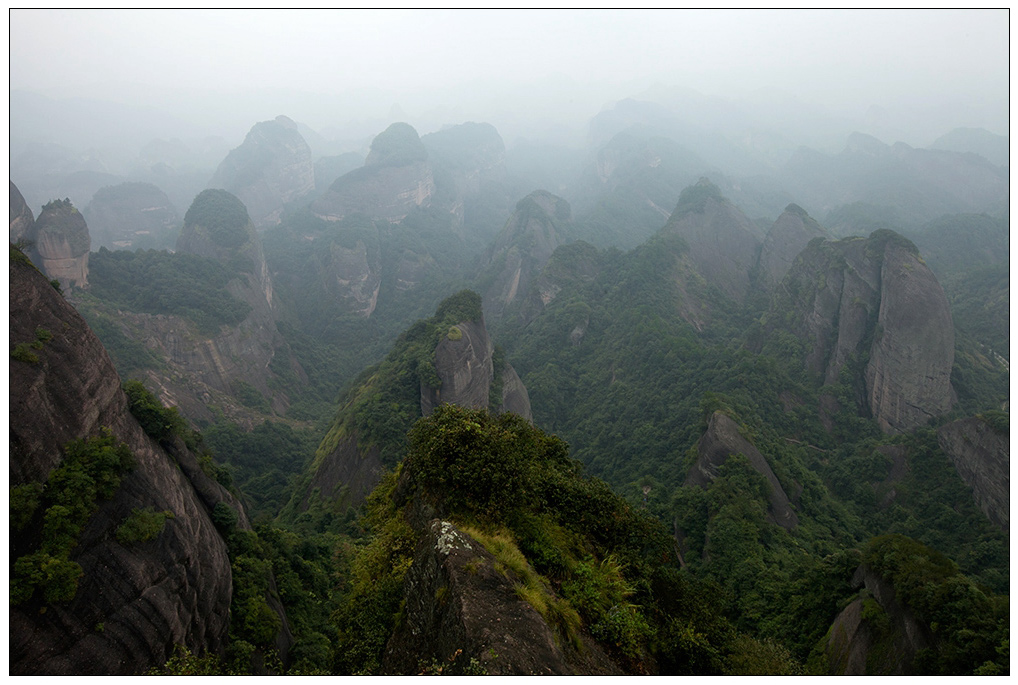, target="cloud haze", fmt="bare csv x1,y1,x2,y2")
9,9,1009,150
